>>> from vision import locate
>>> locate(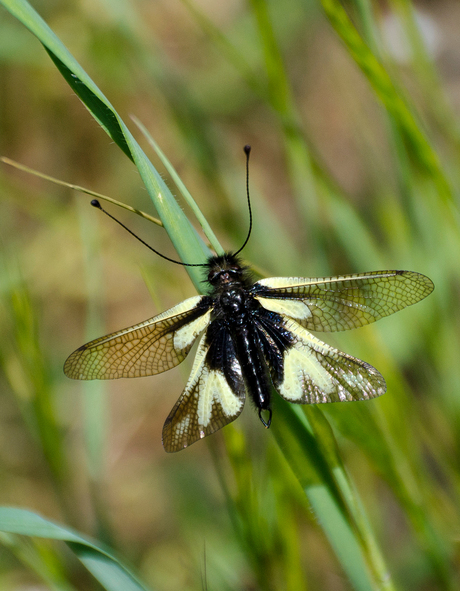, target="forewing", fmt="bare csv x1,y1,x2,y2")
162,327,246,452
64,296,212,380
273,317,386,404
254,271,434,332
